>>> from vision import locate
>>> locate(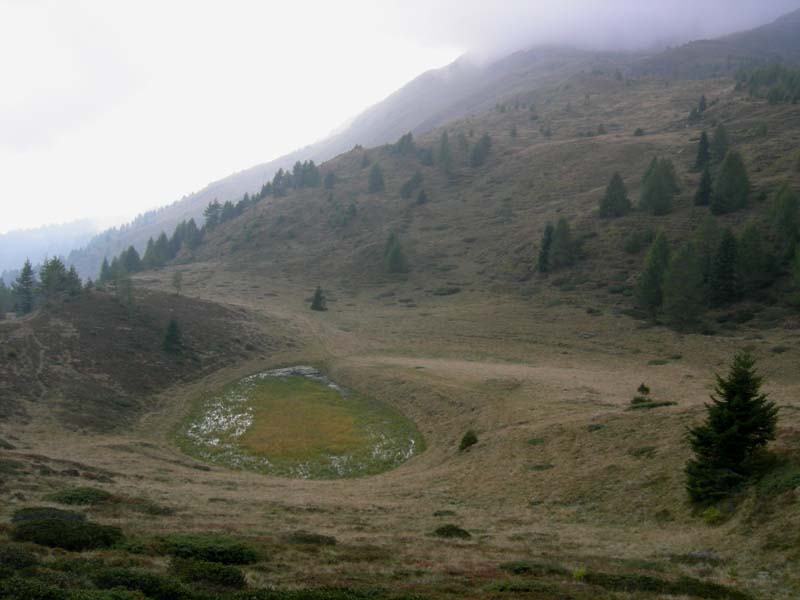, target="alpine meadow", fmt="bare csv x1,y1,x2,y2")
3,3,800,599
